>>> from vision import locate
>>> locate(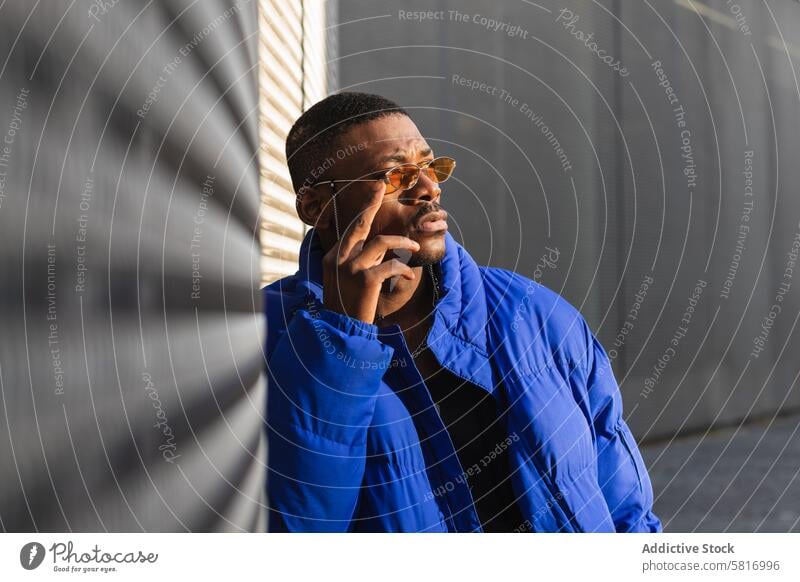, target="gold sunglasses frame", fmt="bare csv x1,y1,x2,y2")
309,156,456,194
